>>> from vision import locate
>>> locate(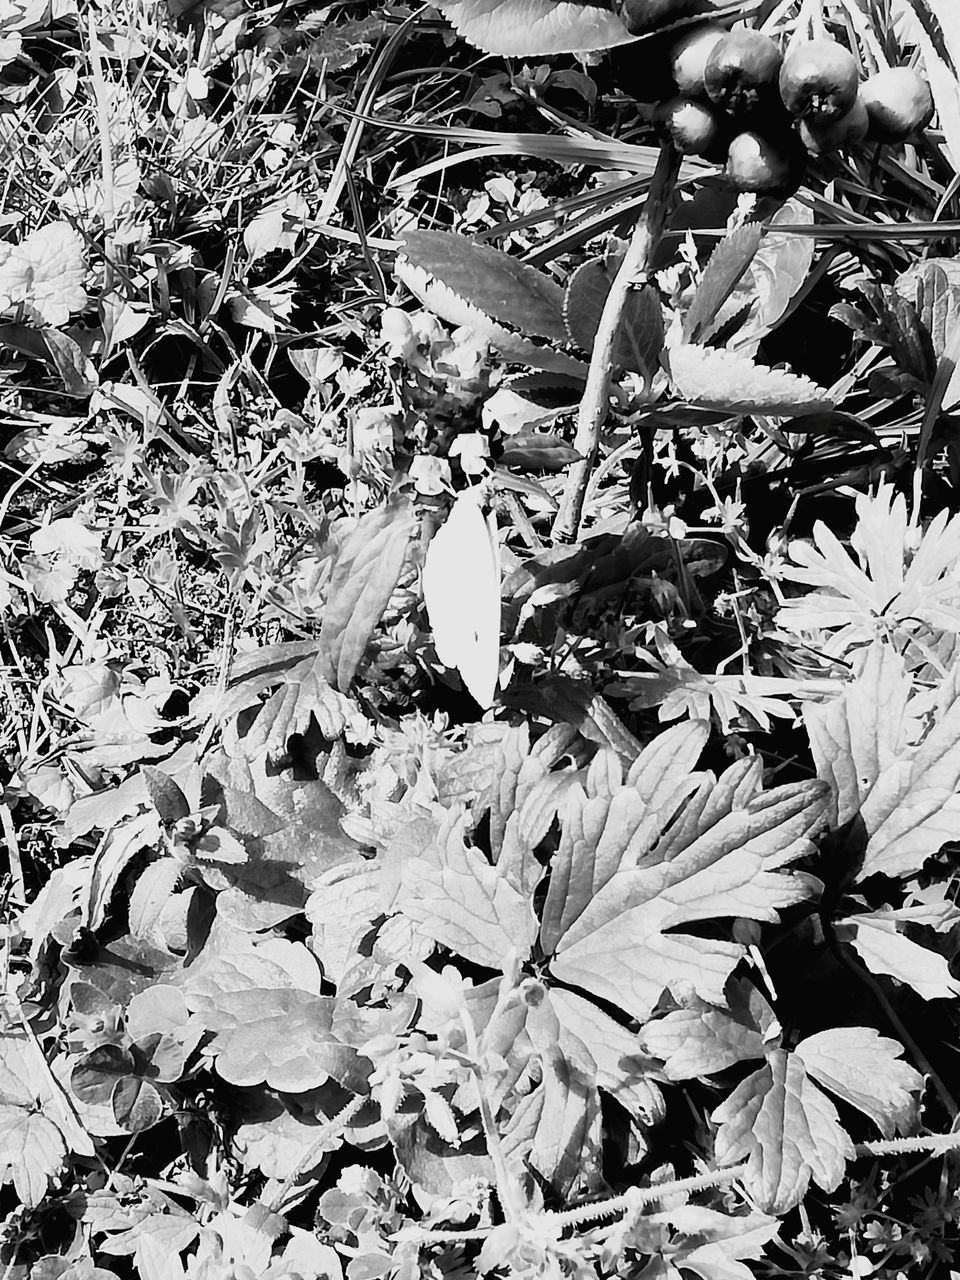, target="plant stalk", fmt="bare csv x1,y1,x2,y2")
551,140,680,544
